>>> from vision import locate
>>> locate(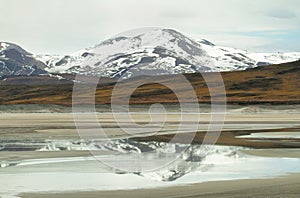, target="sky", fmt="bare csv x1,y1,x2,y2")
0,0,299,54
